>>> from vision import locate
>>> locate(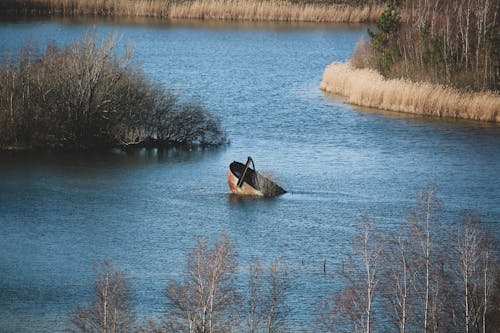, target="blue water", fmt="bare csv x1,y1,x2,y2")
0,17,499,332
